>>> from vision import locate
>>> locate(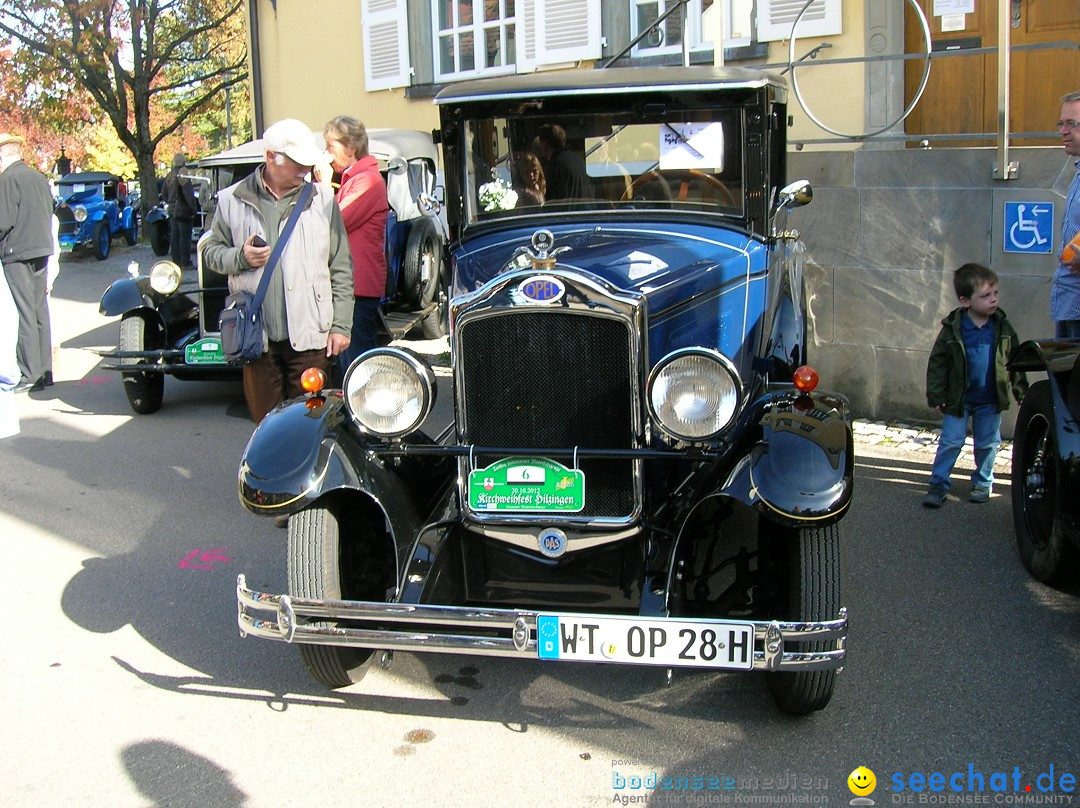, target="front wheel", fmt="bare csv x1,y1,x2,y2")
287,500,389,688
92,220,111,260
123,214,138,246
764,522,843,715
1012,380,1079,583
118,314,165,414
149,220,169,256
